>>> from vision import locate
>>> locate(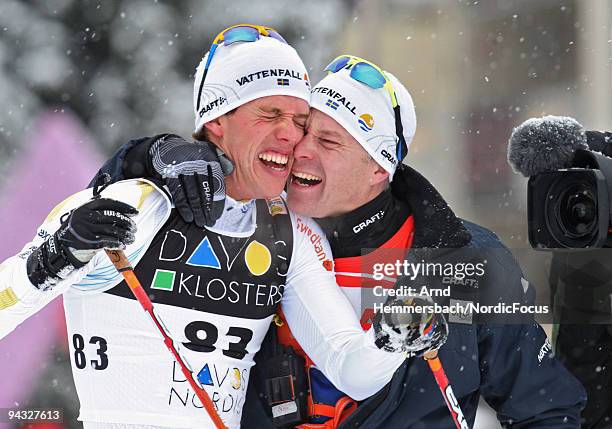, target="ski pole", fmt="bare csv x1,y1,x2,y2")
105,249,227,429
424,350,468,429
